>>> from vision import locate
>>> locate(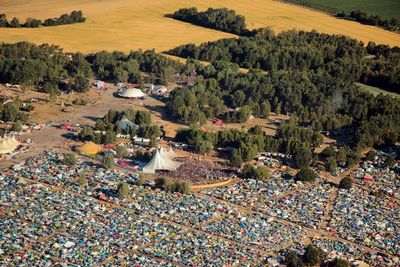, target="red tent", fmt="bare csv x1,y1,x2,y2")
364,177,374,181
215,119,223,126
